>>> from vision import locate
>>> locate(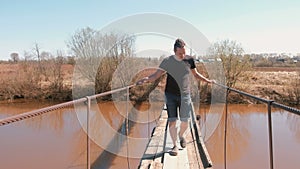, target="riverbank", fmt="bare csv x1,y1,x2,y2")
236,67,300,105
0,63,299,105
0,63,73,102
